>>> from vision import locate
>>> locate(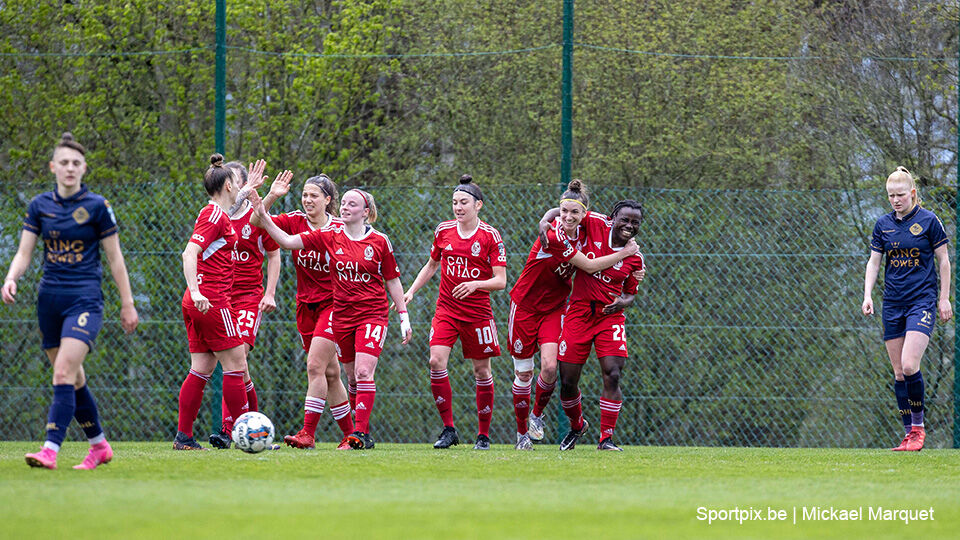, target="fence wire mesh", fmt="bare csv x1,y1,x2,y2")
1,0,956,448
1,182,954,447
